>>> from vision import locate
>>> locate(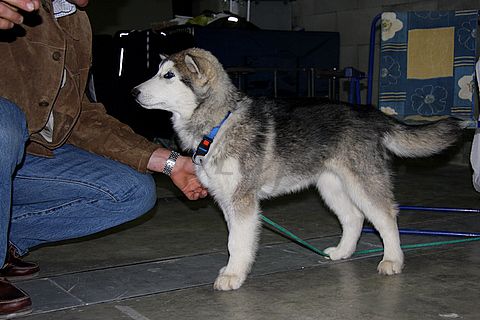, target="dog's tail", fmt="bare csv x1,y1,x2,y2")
382,118,465,158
